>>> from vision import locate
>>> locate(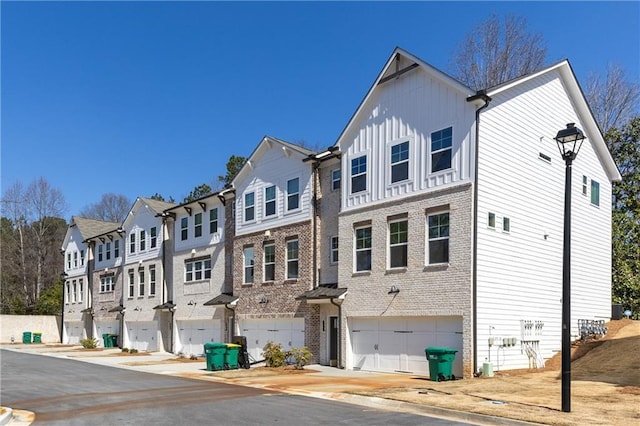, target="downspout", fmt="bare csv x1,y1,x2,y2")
224,303,236,340
330,298,342,368
86,241,94,339
161,214,174,353
312,162,320,289
467,90,491,375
